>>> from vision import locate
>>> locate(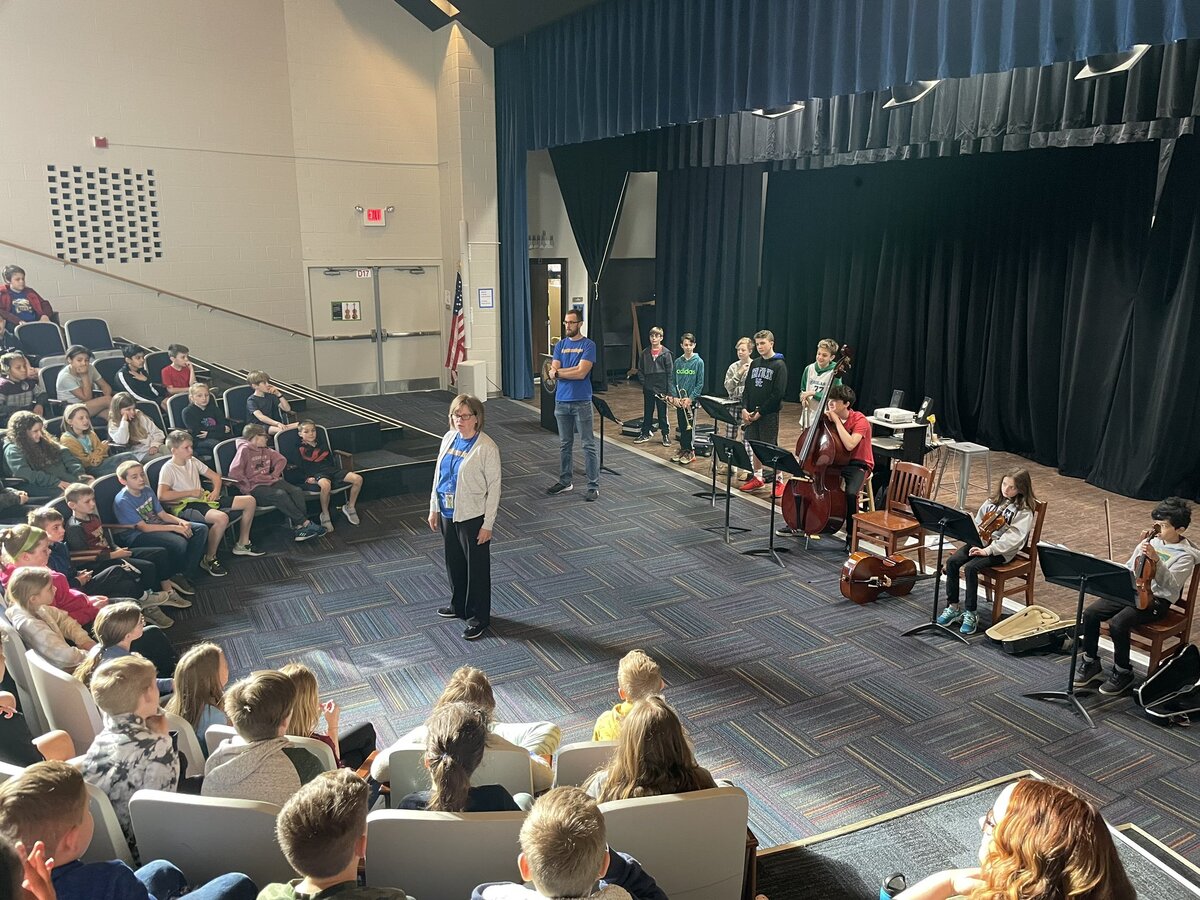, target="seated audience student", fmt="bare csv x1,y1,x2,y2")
159,343,196,396
0,484,32,526
593,649,664,741
371,665,560,790
115,344,171,409
632,325,673,448
1076,496,1199,697
396,701,526,812
0,265,54,338
31,505,179,630
113,459,209,591
181,381,230,461
280,662,377,771
74,601,175,693
2,566,94,671
228,424,325,542
893,778,1134,900
202,669,323,807
586,695,717,802
0,760,258,900
259,769,411,900
56,344,114,422
0,523,106,628
246,371,296,436
0,350,44,427
64,480,195,600
4,410,91,496
108,393,165,462
164,642,229,757
80,656,180,858
0,643,44,767
473,786,667,900
158,429,262,571
60,401,138,478
936,469,1038,636
294,419,364,529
